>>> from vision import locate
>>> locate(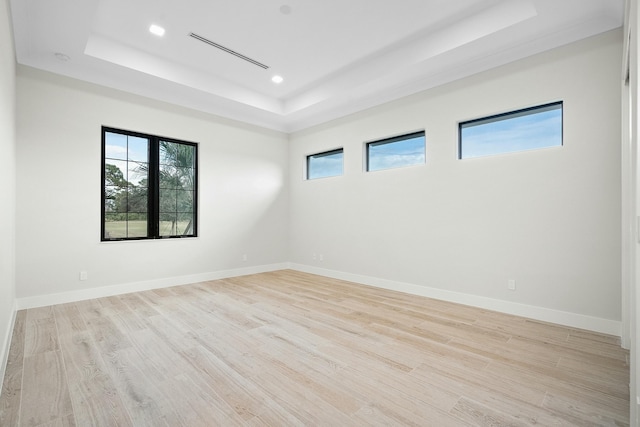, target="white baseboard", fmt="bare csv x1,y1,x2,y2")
16,263,290,310
289,263,622,337
14,261,622,337
0,301,18,398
